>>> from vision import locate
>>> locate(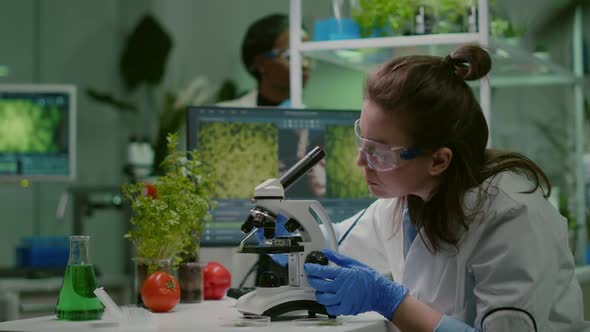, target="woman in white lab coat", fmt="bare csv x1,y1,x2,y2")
218,13,311,108
304,44,590,331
